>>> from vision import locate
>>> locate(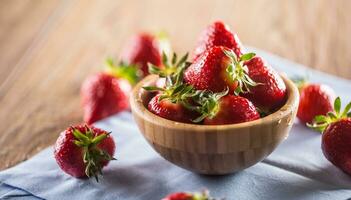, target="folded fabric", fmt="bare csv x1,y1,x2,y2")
1,48,351,200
